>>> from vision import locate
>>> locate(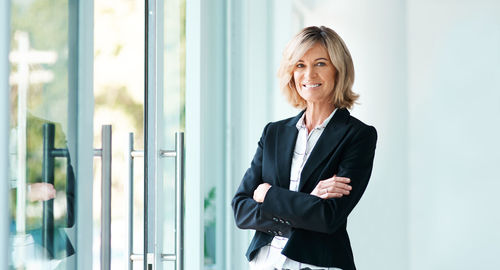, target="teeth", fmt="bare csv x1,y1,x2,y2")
304,84,321,88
